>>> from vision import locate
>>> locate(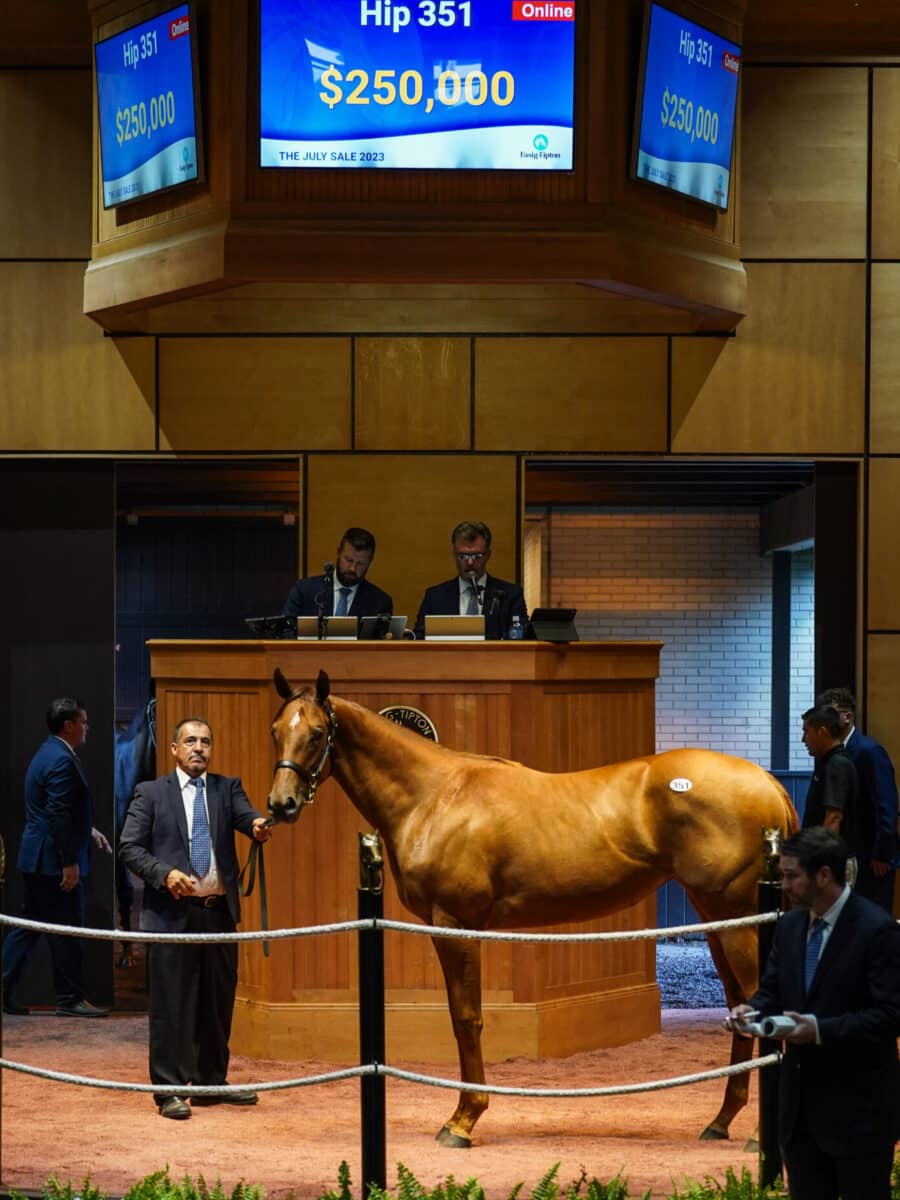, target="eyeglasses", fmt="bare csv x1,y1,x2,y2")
455,551,486,562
